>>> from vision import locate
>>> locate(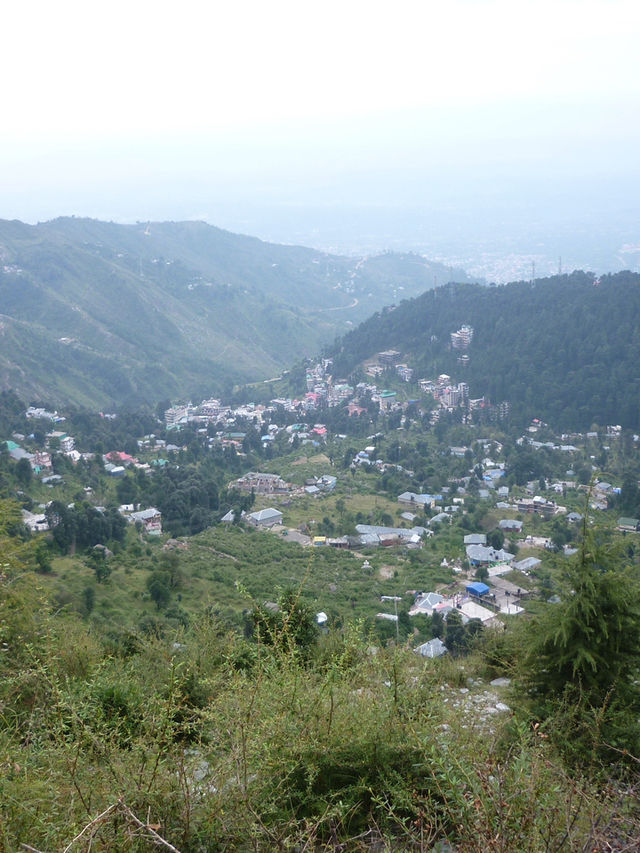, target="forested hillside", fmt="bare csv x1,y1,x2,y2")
0,218,471,408
330,270,640,430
